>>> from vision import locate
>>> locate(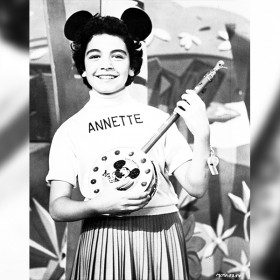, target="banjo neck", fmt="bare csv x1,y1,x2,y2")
141,60,226,154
